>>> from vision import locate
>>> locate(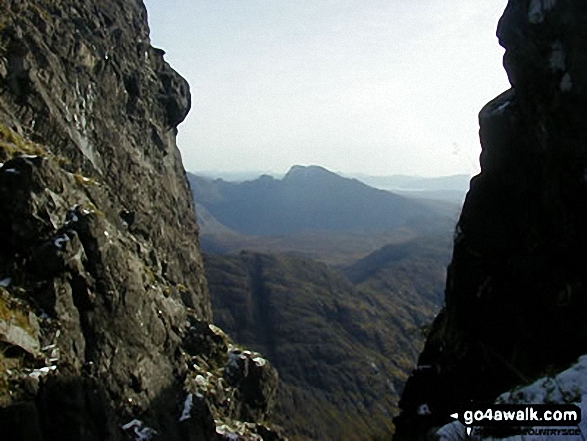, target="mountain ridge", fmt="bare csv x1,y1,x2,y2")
189,165,458,237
